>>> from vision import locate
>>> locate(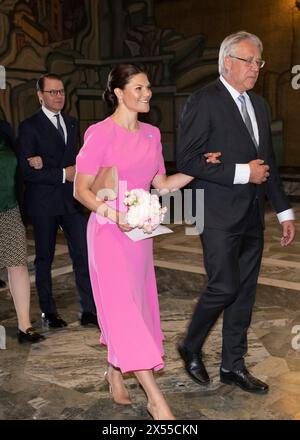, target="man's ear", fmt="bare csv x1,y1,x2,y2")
37,91,43,105
223,55,231,72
